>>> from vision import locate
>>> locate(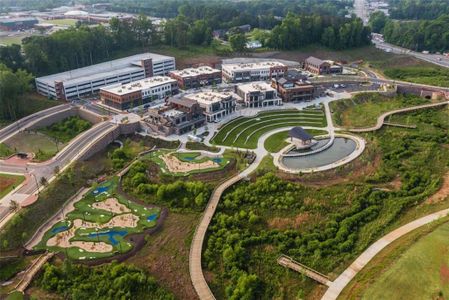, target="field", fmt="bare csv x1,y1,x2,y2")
4,132,60,161
0,173,25,200
384,67,449,87
35,177,160,260
330,93,430,128
362,221,449,299
44,19,78,26
211,107,327,149
263,129,328,153
0,34,27,46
